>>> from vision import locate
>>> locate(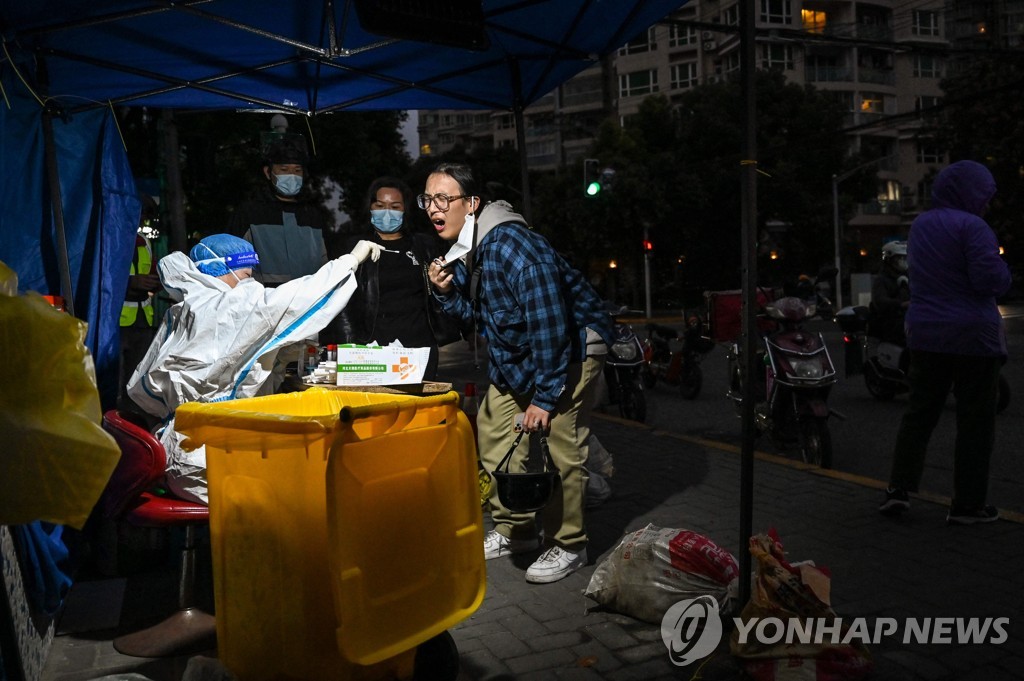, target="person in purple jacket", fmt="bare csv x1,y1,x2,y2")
879,160,1011,524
